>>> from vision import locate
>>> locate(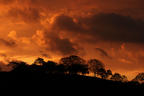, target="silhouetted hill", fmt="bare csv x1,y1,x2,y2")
0,72,143,88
